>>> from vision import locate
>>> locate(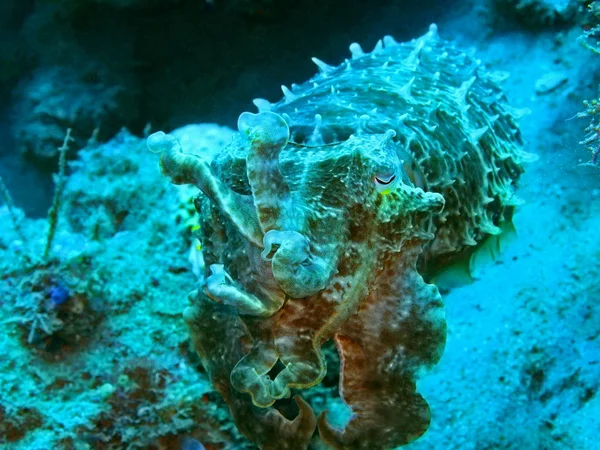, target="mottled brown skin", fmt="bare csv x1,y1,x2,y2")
148,24,527,450
170,130,446,450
